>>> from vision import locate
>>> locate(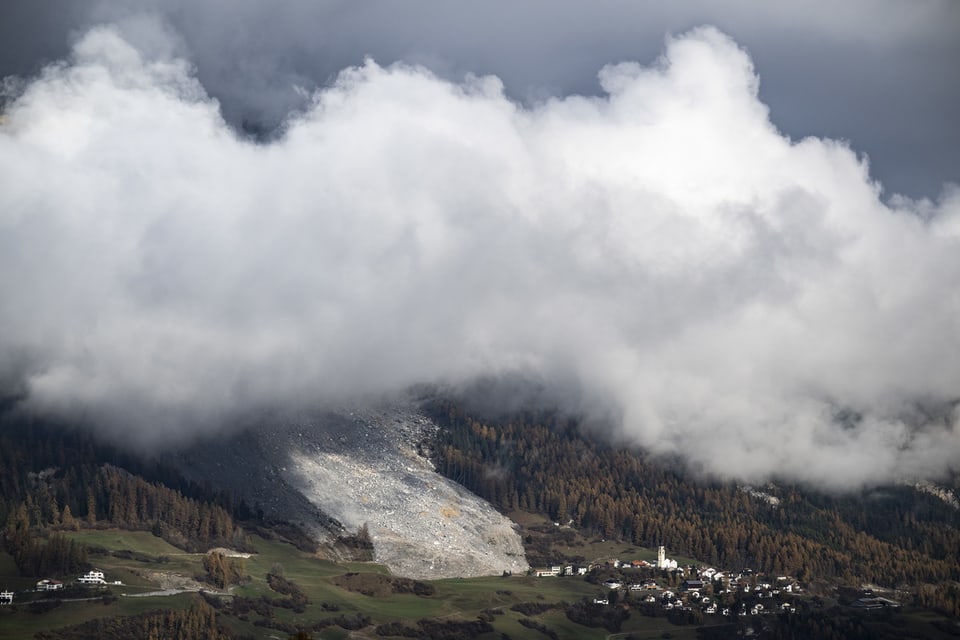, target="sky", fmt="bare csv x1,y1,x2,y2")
1,1,959,489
